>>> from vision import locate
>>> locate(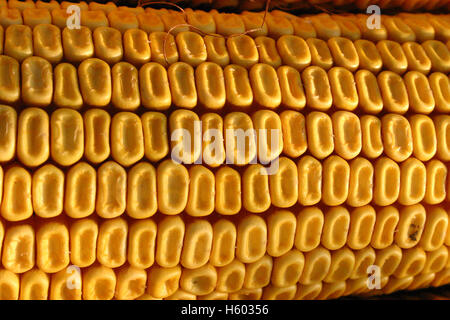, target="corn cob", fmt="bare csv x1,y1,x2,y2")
0,4,449,301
